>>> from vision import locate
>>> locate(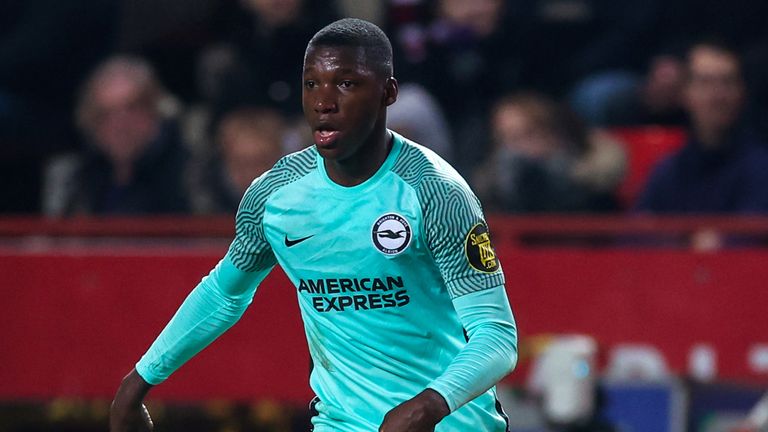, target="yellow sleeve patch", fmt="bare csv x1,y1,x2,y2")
464,222,500,273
